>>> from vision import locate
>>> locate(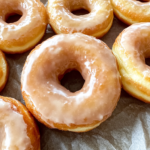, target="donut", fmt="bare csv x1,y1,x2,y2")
21,33,121,132
0,96,40,150
47,0,113,38
111,0,150,25
0,0,47,54
112,23,150,103
0,50,8,92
